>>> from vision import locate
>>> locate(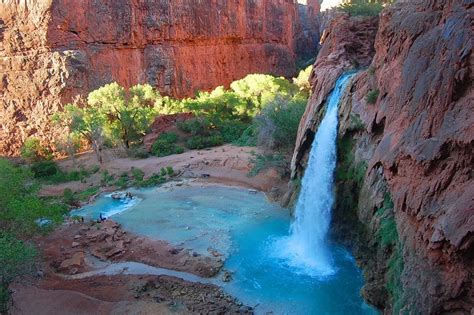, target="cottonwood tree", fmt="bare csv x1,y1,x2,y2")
87,82,157,148
55,104,107,164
